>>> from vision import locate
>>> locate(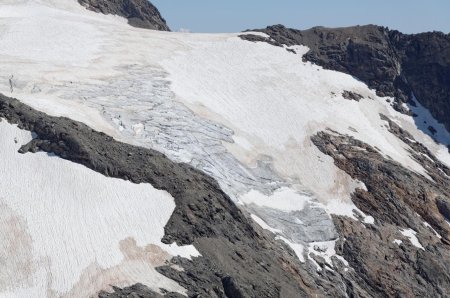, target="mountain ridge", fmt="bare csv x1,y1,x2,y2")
78,0,170,31
241,24,450,138
1,1,450,297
